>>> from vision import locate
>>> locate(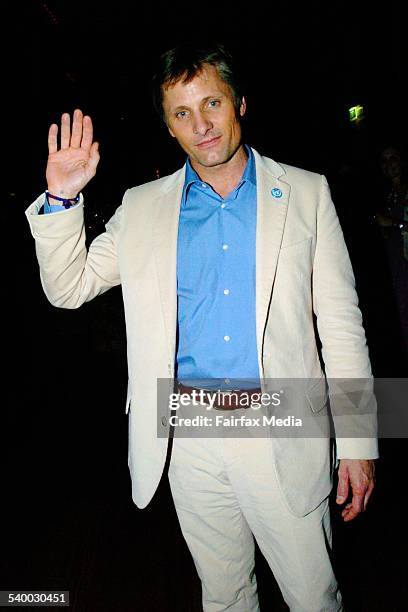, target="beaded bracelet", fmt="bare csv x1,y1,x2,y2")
45,190,80,209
